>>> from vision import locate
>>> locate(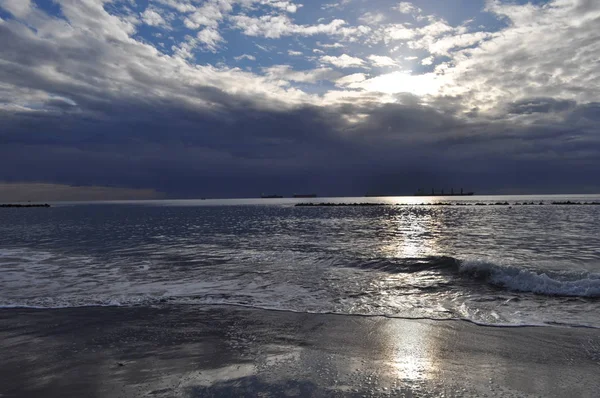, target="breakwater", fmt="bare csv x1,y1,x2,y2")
295,201,600,207
0,203,51,208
